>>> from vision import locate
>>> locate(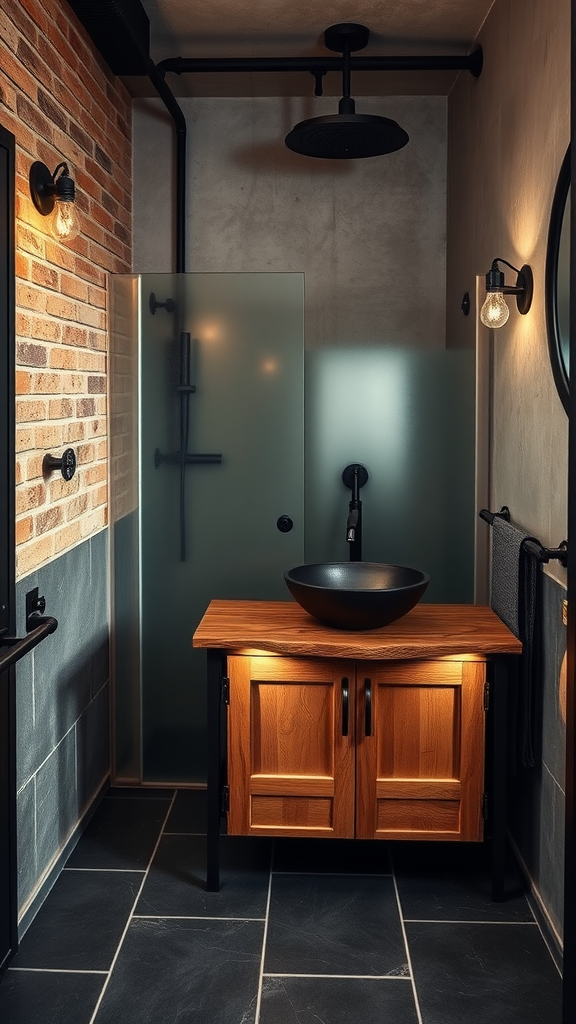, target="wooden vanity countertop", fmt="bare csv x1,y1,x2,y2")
192,600,522,660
